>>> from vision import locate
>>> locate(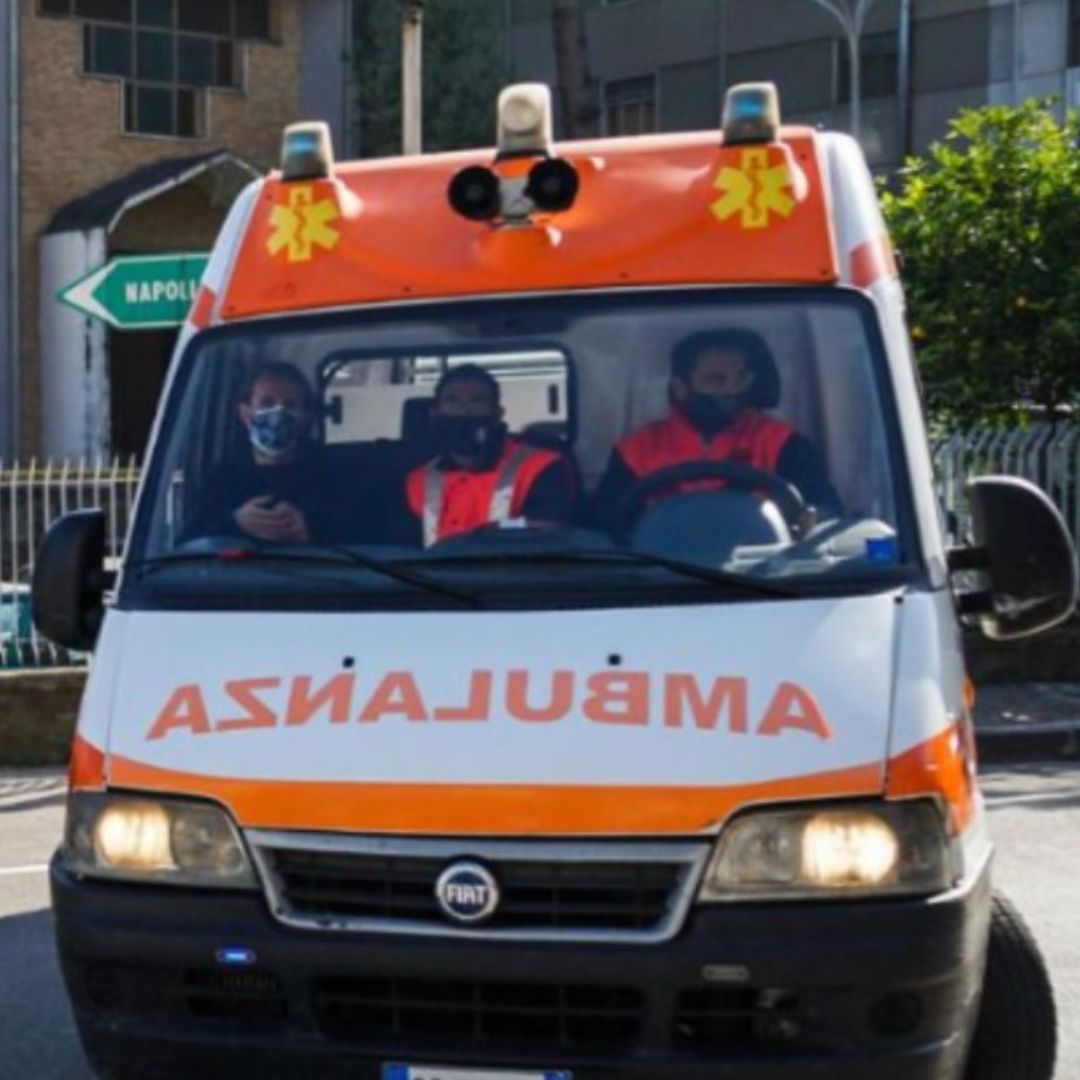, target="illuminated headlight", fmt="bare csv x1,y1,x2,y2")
699,801,956,901
63,793,256,889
